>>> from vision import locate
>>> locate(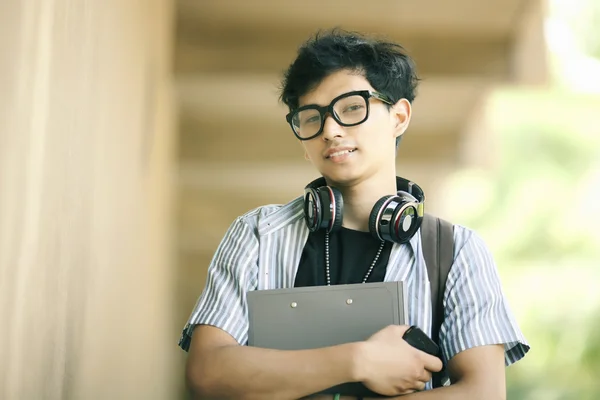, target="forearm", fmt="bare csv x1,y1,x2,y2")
391,381,479,399
356,379,499,400
187,342,362,400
